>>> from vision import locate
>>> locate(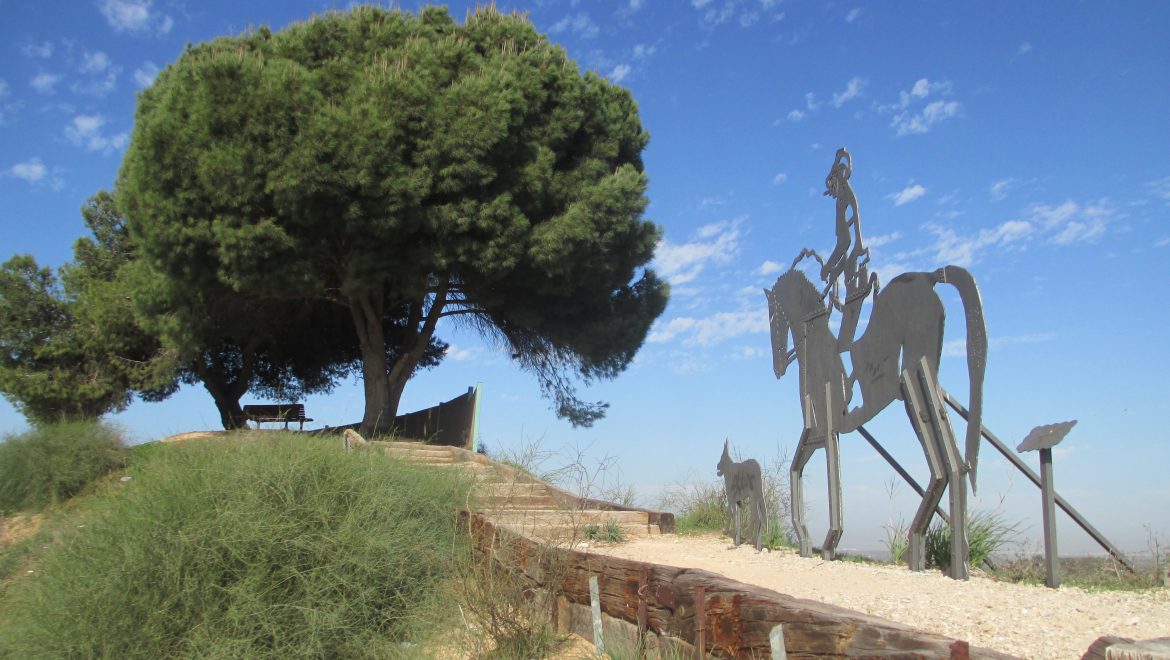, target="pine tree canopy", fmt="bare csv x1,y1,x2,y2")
117,5,669,433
